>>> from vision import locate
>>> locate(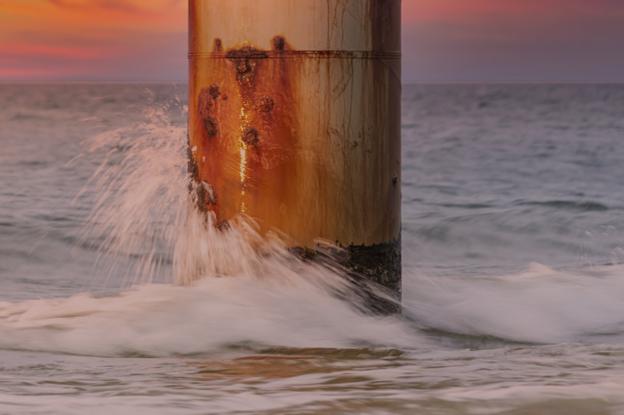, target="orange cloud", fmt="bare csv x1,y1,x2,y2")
0,67,69,78
402,0,418,24
0,42,113,59
47,0,185,18
0,0,186,80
